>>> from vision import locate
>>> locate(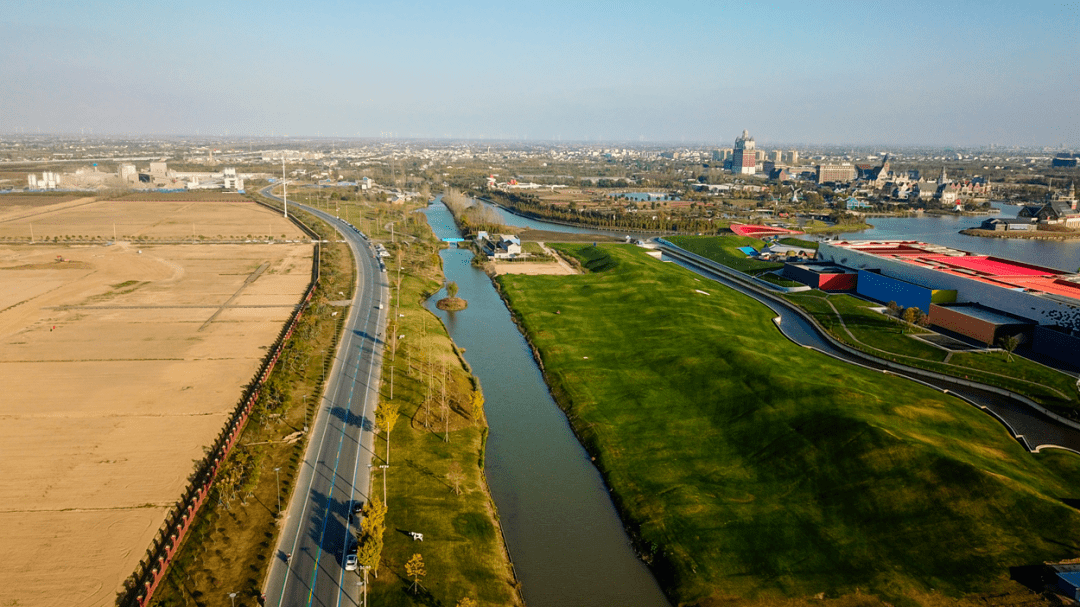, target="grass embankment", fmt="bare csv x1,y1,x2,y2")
800,219,872,234
296,192,522,606
151,208,355,607
777,237,820,250
498,244,1080,607
787,291,1080,416
665,235,1080,416
666,234,784,273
